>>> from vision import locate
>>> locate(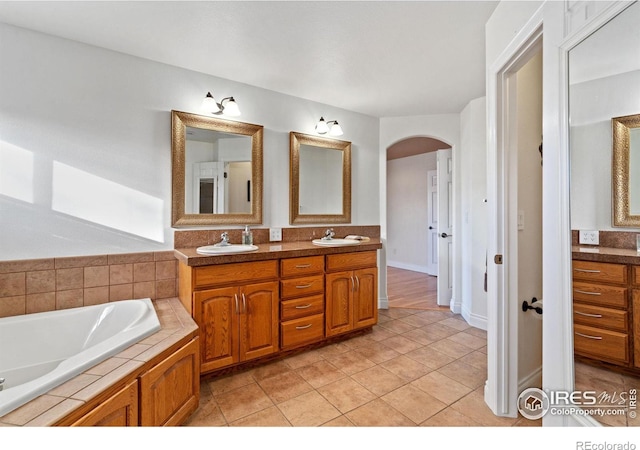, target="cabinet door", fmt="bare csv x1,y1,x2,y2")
239,280,279,362
139,338,200,426
71,379,138,426
325,271,353,337
353,267,378,329
194,286,239,372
